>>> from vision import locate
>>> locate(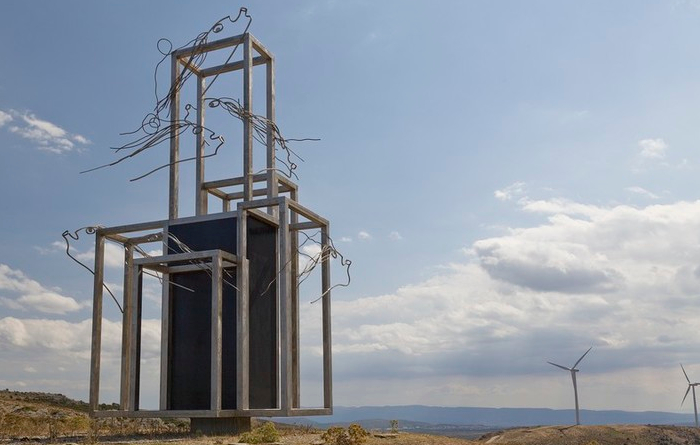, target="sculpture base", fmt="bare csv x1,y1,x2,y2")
190,417,252,435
